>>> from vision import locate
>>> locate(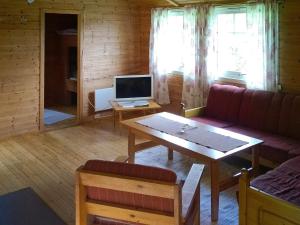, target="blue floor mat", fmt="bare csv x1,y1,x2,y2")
44,109,75,125
0,188,66,225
